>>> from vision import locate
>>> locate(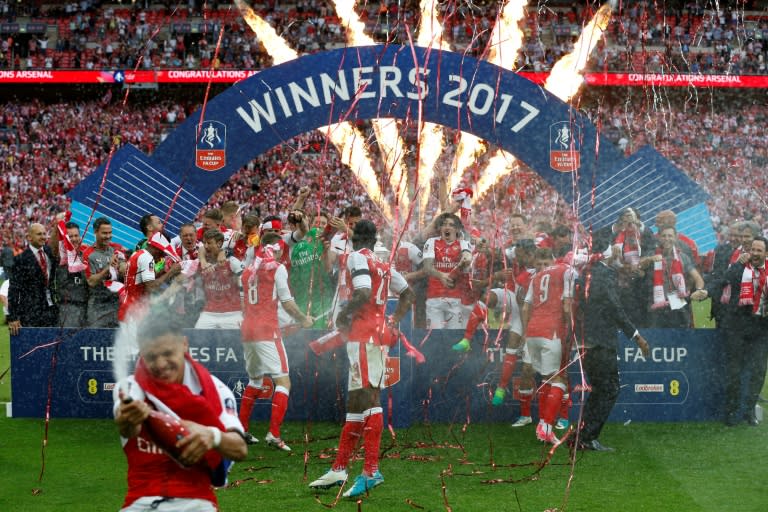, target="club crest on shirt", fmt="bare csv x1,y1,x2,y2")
549,121,581,173
196,120,227,171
